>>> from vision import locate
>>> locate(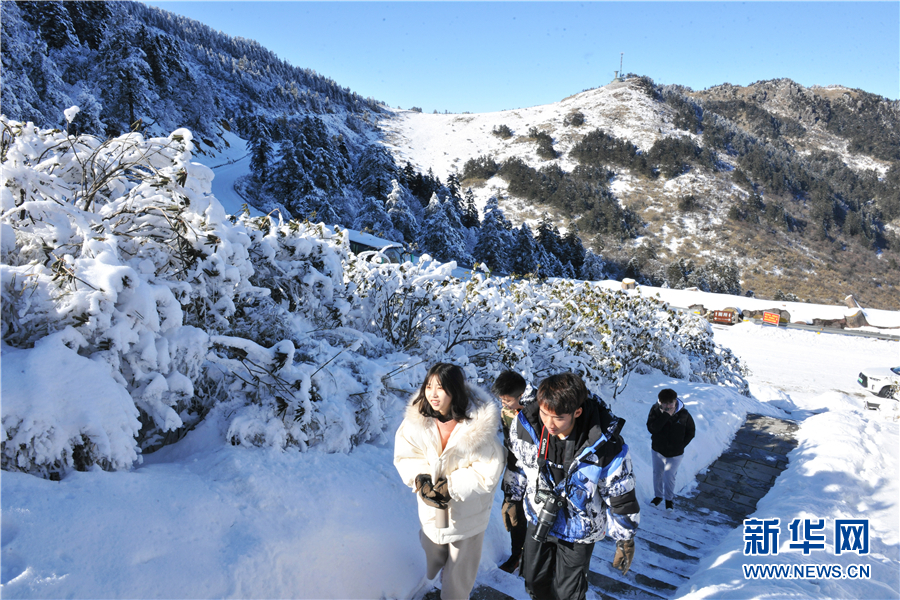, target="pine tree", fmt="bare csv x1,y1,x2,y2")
536,214,563,262
308,194,343,226
509,223,538,276
269,135,311,212
98,10,157,133
579,250,607,281
355,147,395,201
536,246,564,278
385,180,420,244
560,225,586,274
248,122,273,185
18,0,78,50
26,38,68,125
442,193,466,232
0,2,43,124
65,1,111,50
419,195,470,264
461,188,480,228
473,197,509,272
353,196,396,241
70,91,104,136
446,173,461,199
